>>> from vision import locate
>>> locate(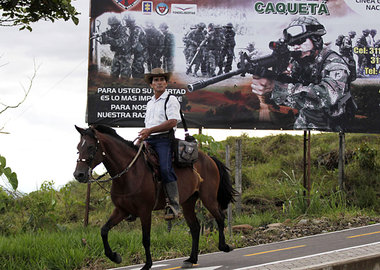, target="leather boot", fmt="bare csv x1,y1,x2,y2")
164,181,181,220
